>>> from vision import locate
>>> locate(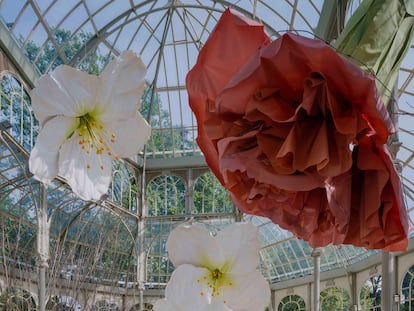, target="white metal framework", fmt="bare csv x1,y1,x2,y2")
0,1,414,310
